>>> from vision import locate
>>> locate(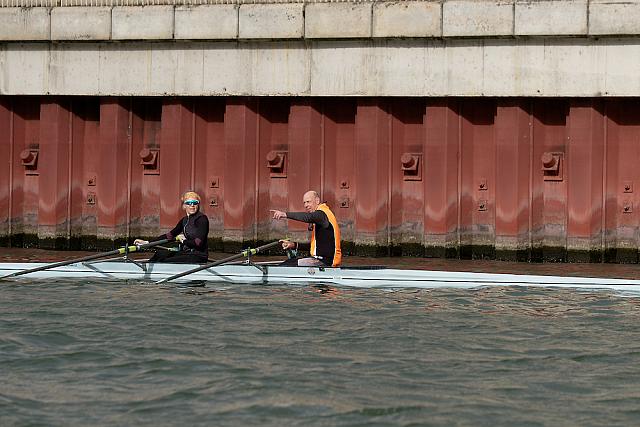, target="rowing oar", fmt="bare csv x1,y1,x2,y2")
156,240,281,284
2,238,175,279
